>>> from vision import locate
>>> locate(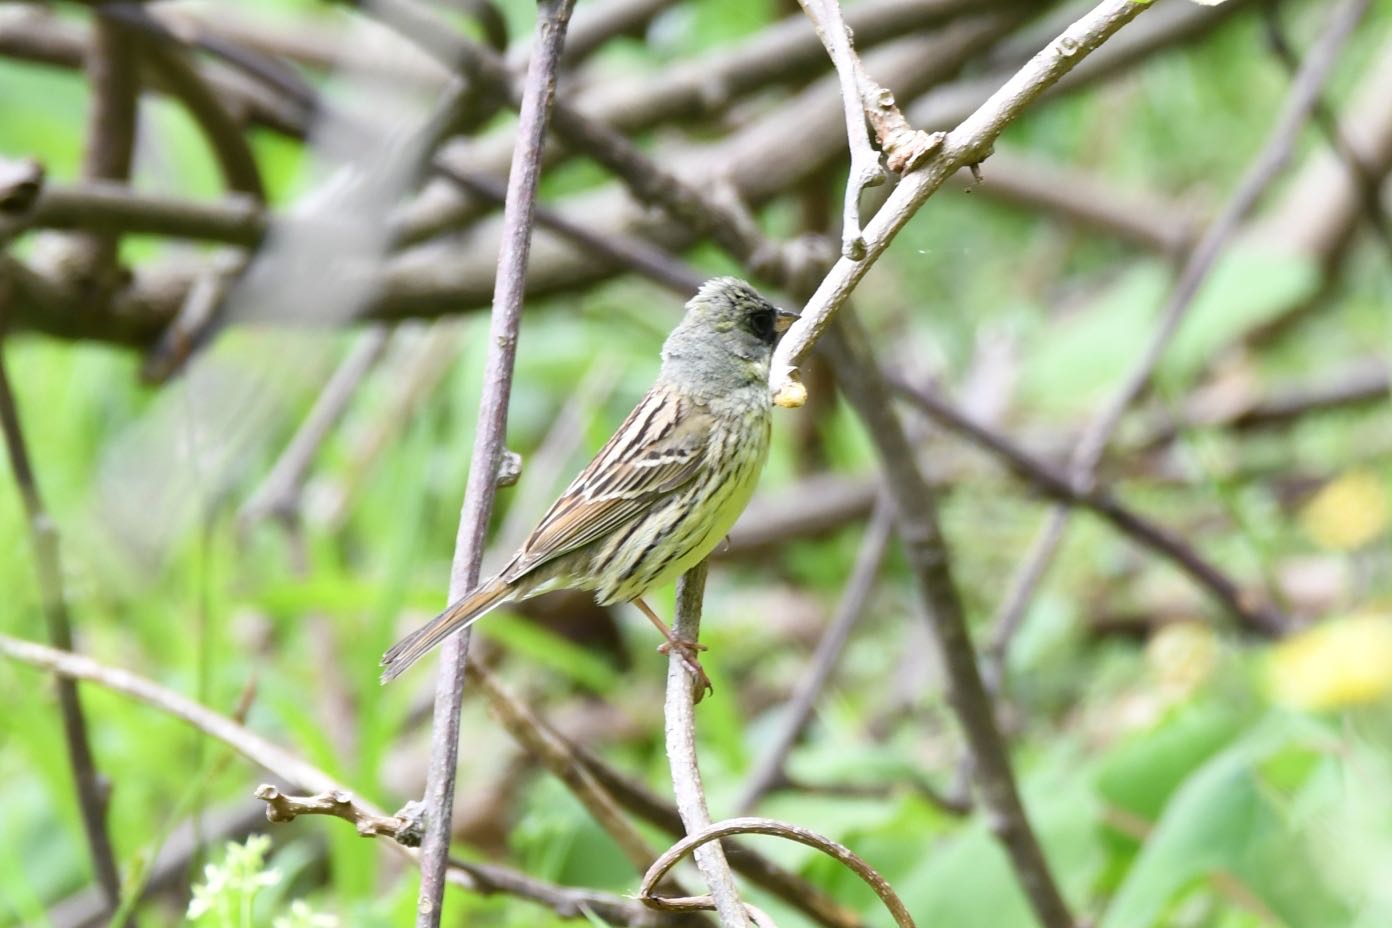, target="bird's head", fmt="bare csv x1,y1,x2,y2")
660,277,796,394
